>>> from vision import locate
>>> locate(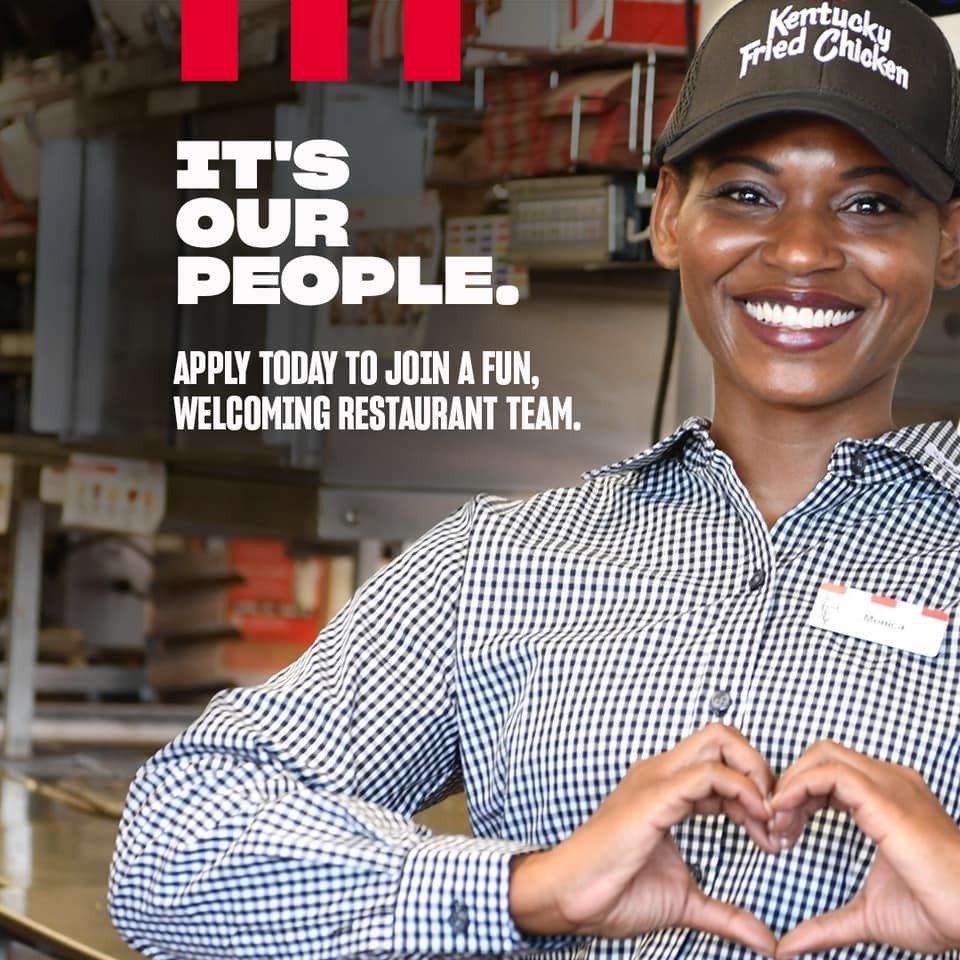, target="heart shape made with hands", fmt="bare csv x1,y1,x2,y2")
668,737,960,959
511,726,960,957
